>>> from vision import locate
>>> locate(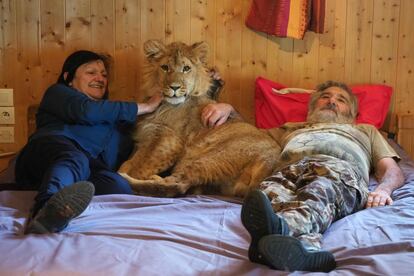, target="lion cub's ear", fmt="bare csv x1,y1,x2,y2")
144,39,166,61
191,41,209,65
